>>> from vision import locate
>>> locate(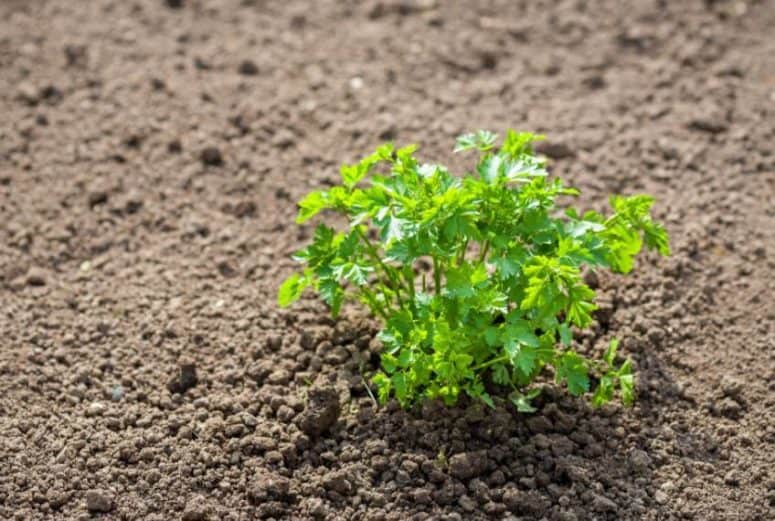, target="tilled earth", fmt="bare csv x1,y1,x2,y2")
1,1,774,520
